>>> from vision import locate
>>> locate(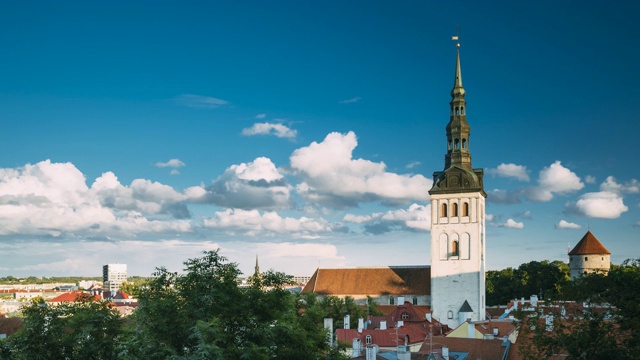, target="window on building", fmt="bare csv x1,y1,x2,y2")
452,203,458,217
447,310,454,319
366,335,372,344
401,312,409,320
452,241,459,256
463,202,469,216
585,257,588,261
412,297,418,305
455,138,460,149
441,203,448,218
389,297,394,305
462,138,467,149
